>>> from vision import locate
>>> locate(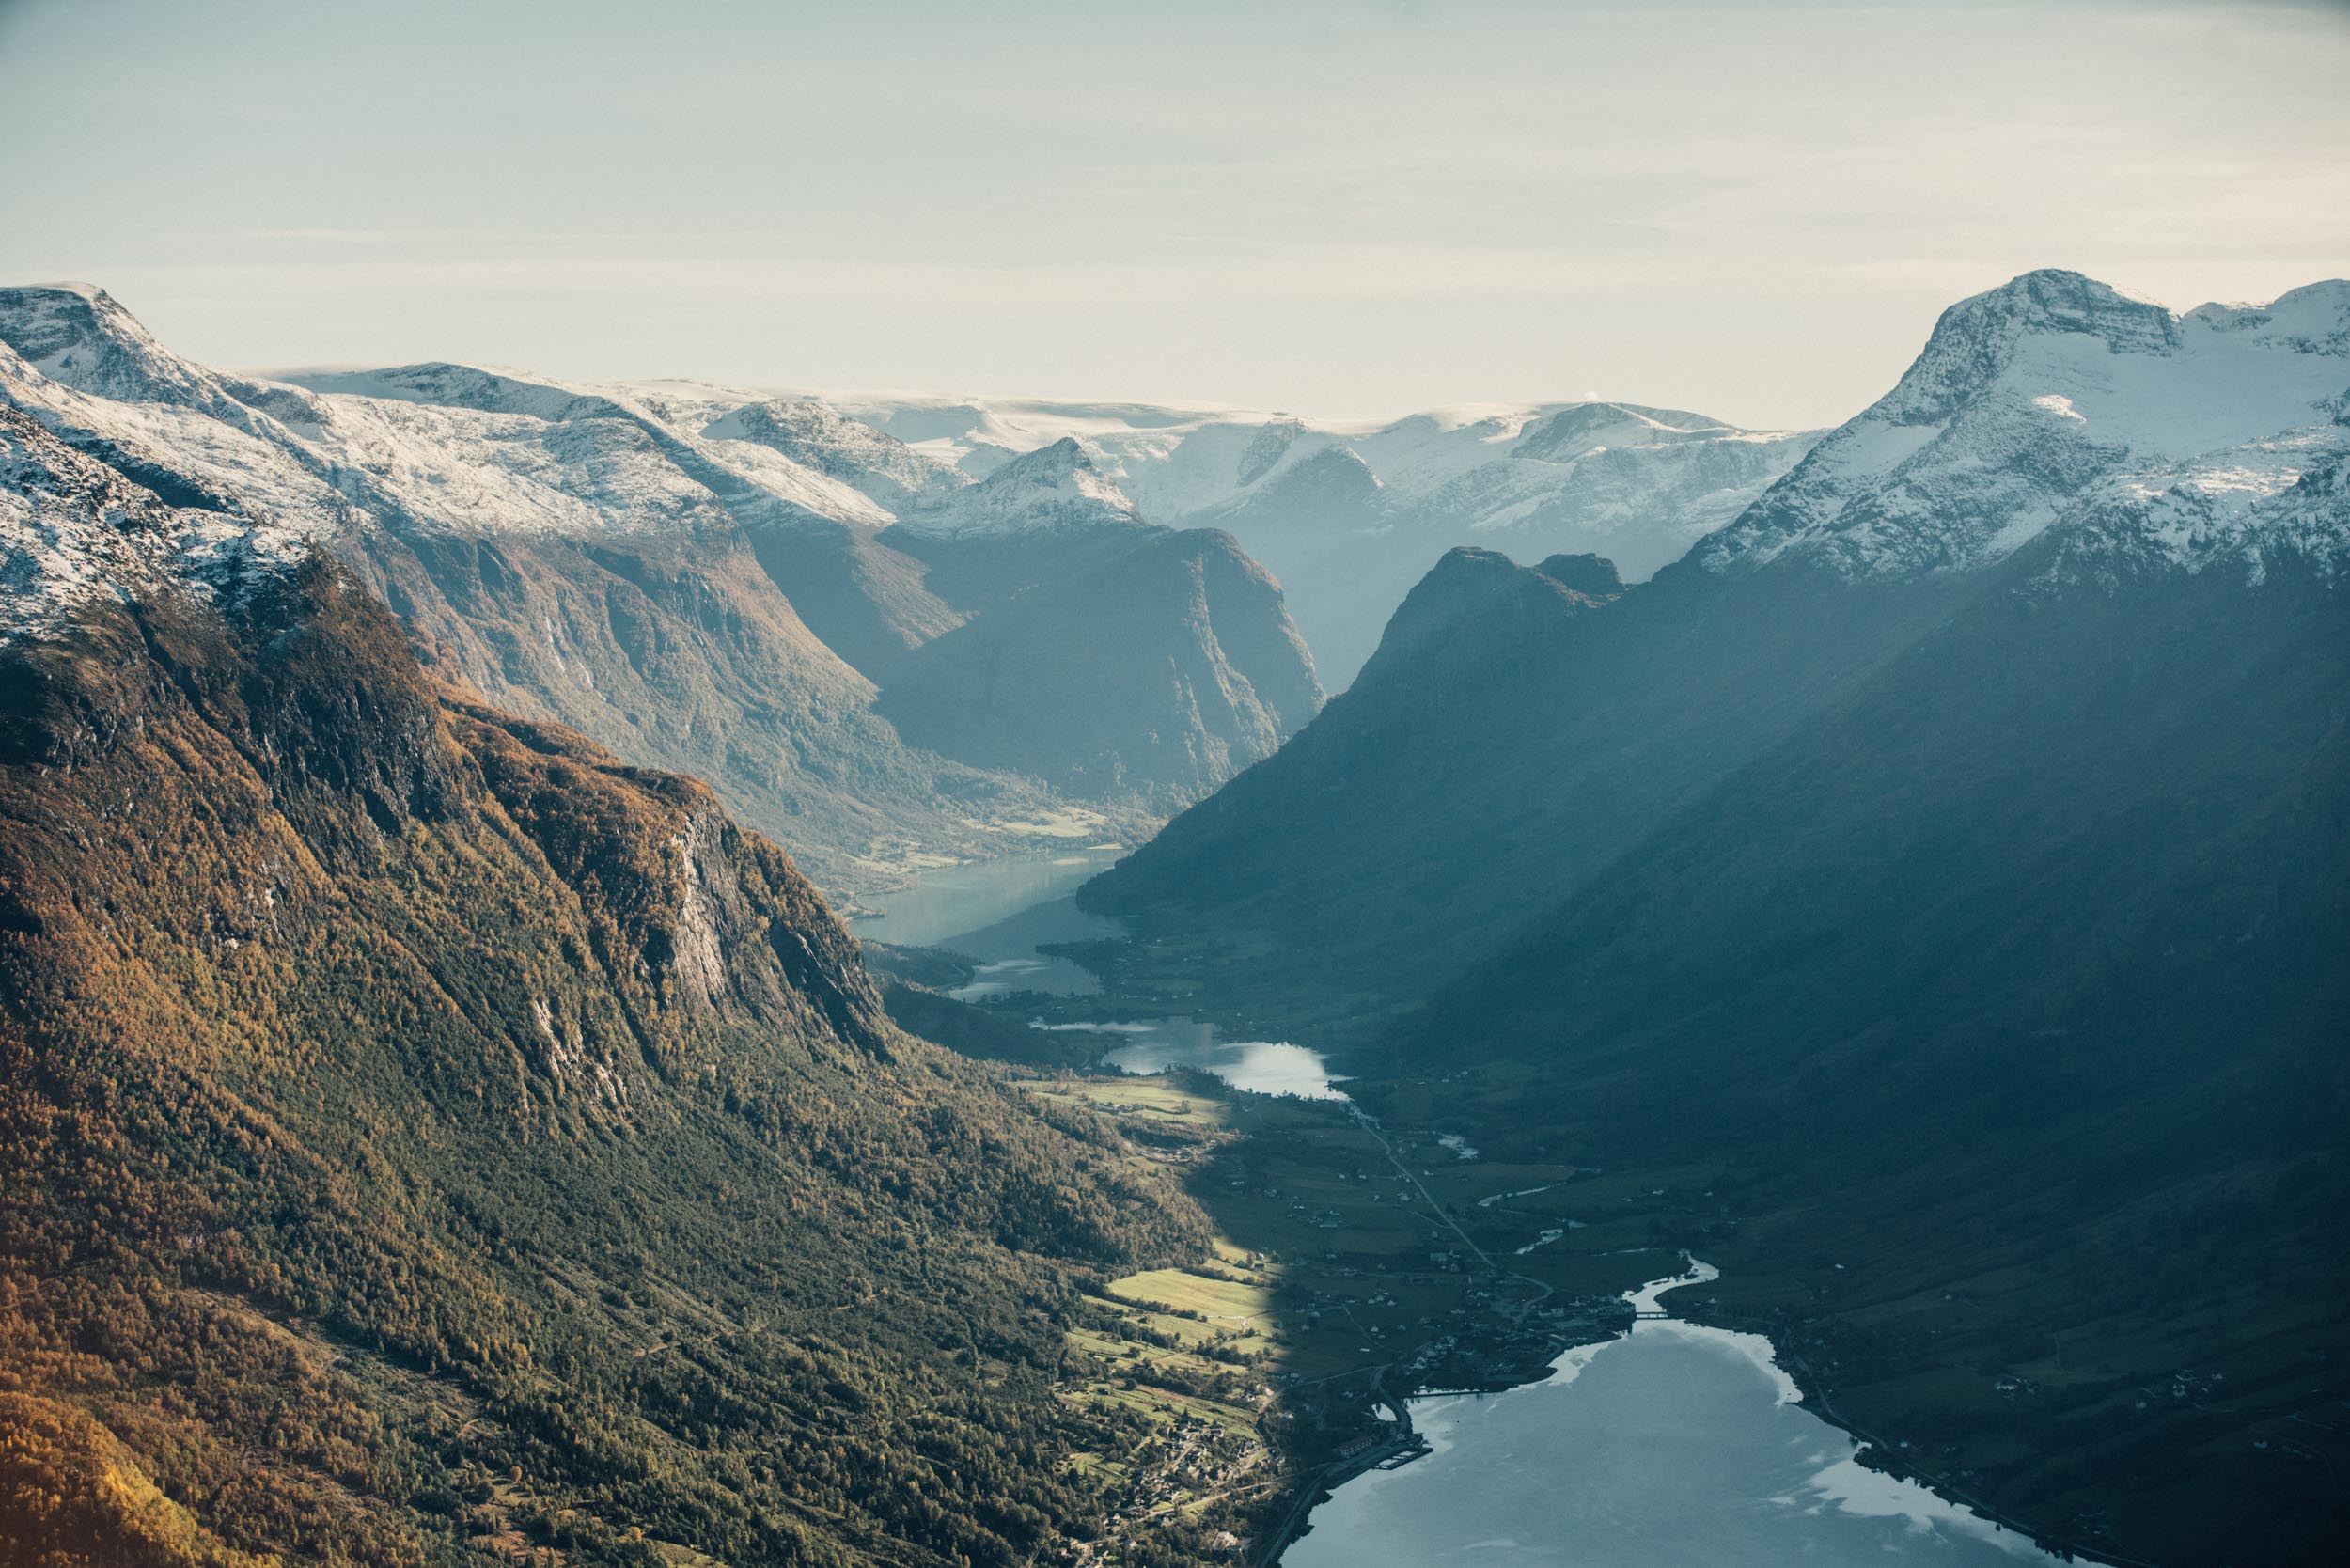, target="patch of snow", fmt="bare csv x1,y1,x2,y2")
1695,269,2350,581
